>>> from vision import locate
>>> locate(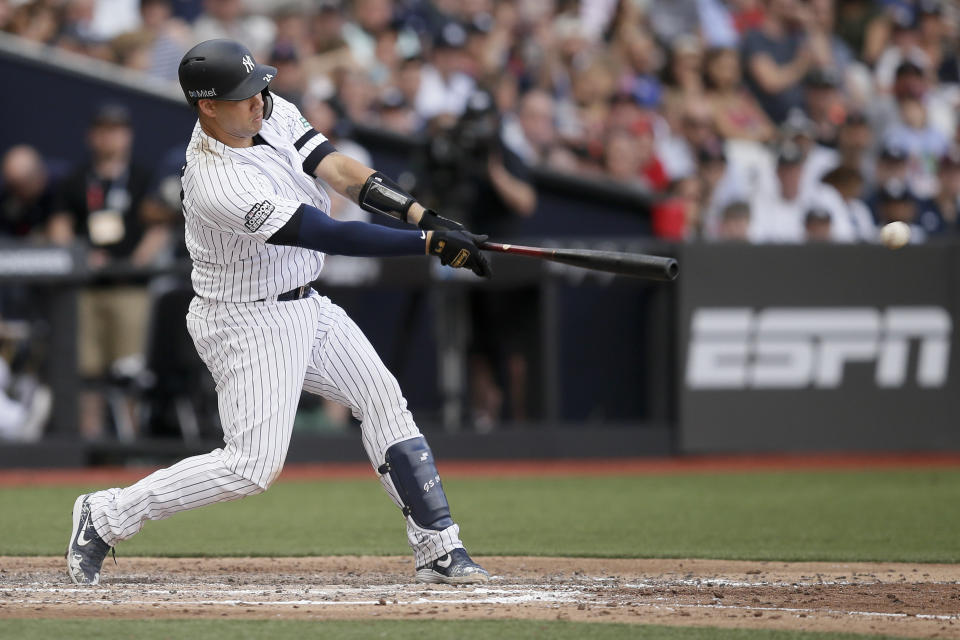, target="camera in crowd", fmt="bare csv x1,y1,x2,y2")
428,91,501,174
